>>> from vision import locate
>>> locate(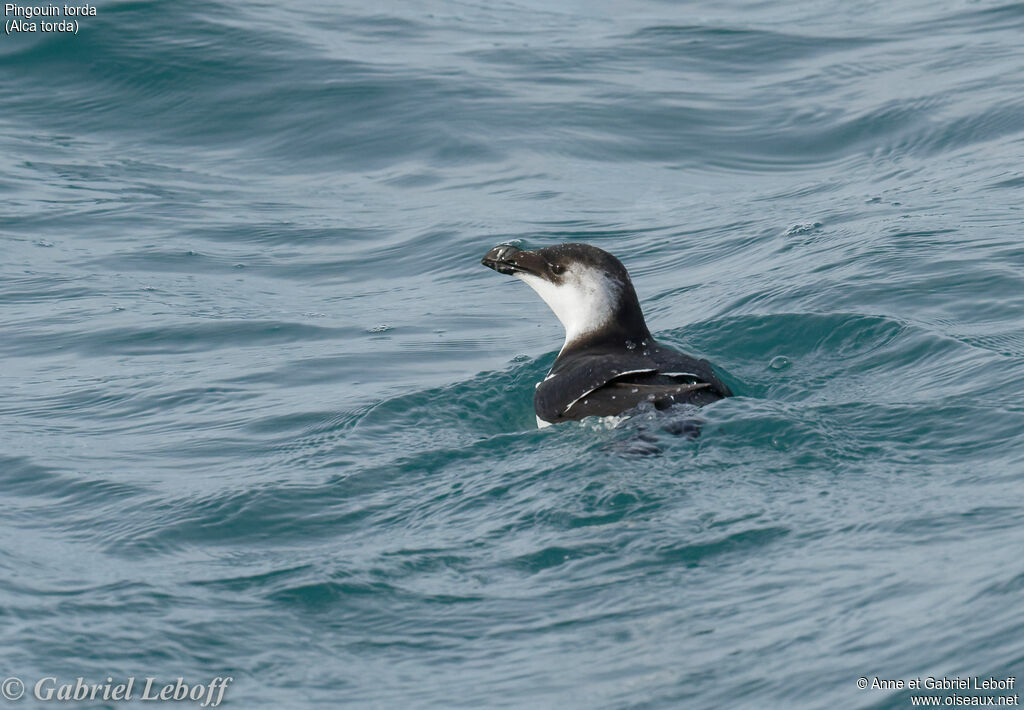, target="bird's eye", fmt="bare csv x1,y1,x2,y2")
551,263,565,275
